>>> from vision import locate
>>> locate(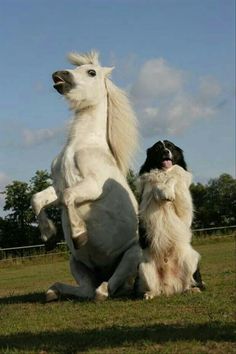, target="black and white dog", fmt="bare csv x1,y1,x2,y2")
137,140,204,299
